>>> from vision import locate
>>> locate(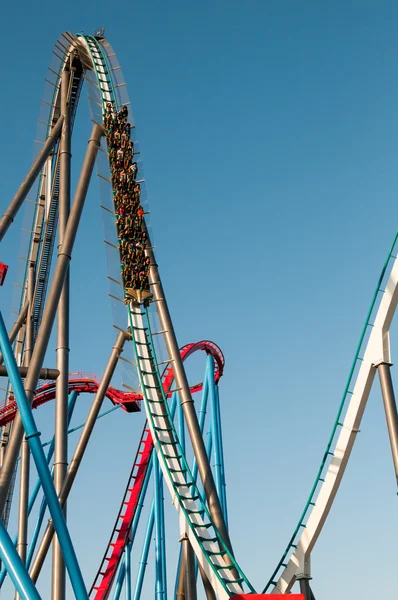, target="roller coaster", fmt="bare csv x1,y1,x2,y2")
0,28,397,600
